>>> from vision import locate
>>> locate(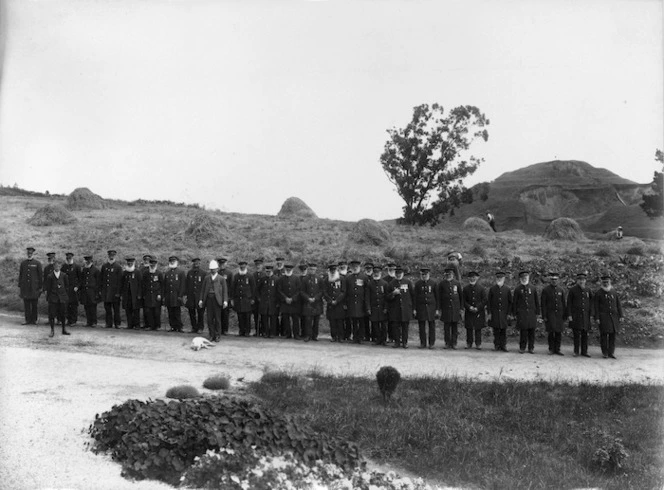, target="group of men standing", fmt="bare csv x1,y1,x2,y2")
18,248,624,358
